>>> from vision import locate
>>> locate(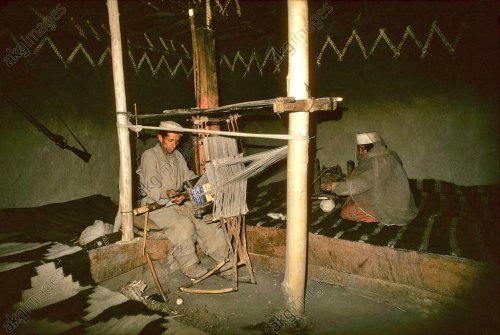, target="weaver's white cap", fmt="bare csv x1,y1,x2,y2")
356,132,381,145
159,121,183,133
